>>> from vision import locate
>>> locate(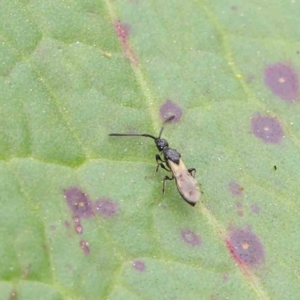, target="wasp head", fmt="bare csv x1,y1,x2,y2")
155,138,169,151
